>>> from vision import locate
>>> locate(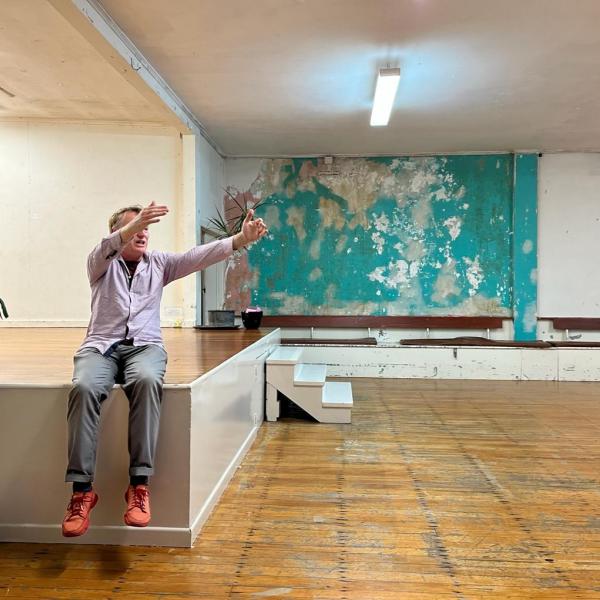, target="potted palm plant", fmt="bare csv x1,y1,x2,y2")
205,187,268,328
206,186,270,241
